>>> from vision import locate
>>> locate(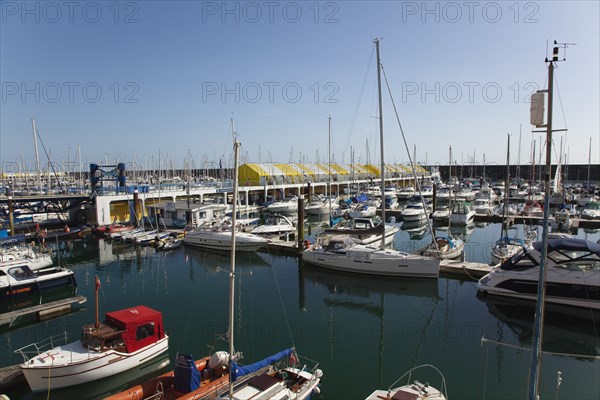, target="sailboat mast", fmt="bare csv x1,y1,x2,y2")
448,146,452,181
228,138,240,399
375,38,386,250
328,116,332,217
586,136,591,191
502,134,510,239
517,124,522,181
31,118,41,193
529,45,558,400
